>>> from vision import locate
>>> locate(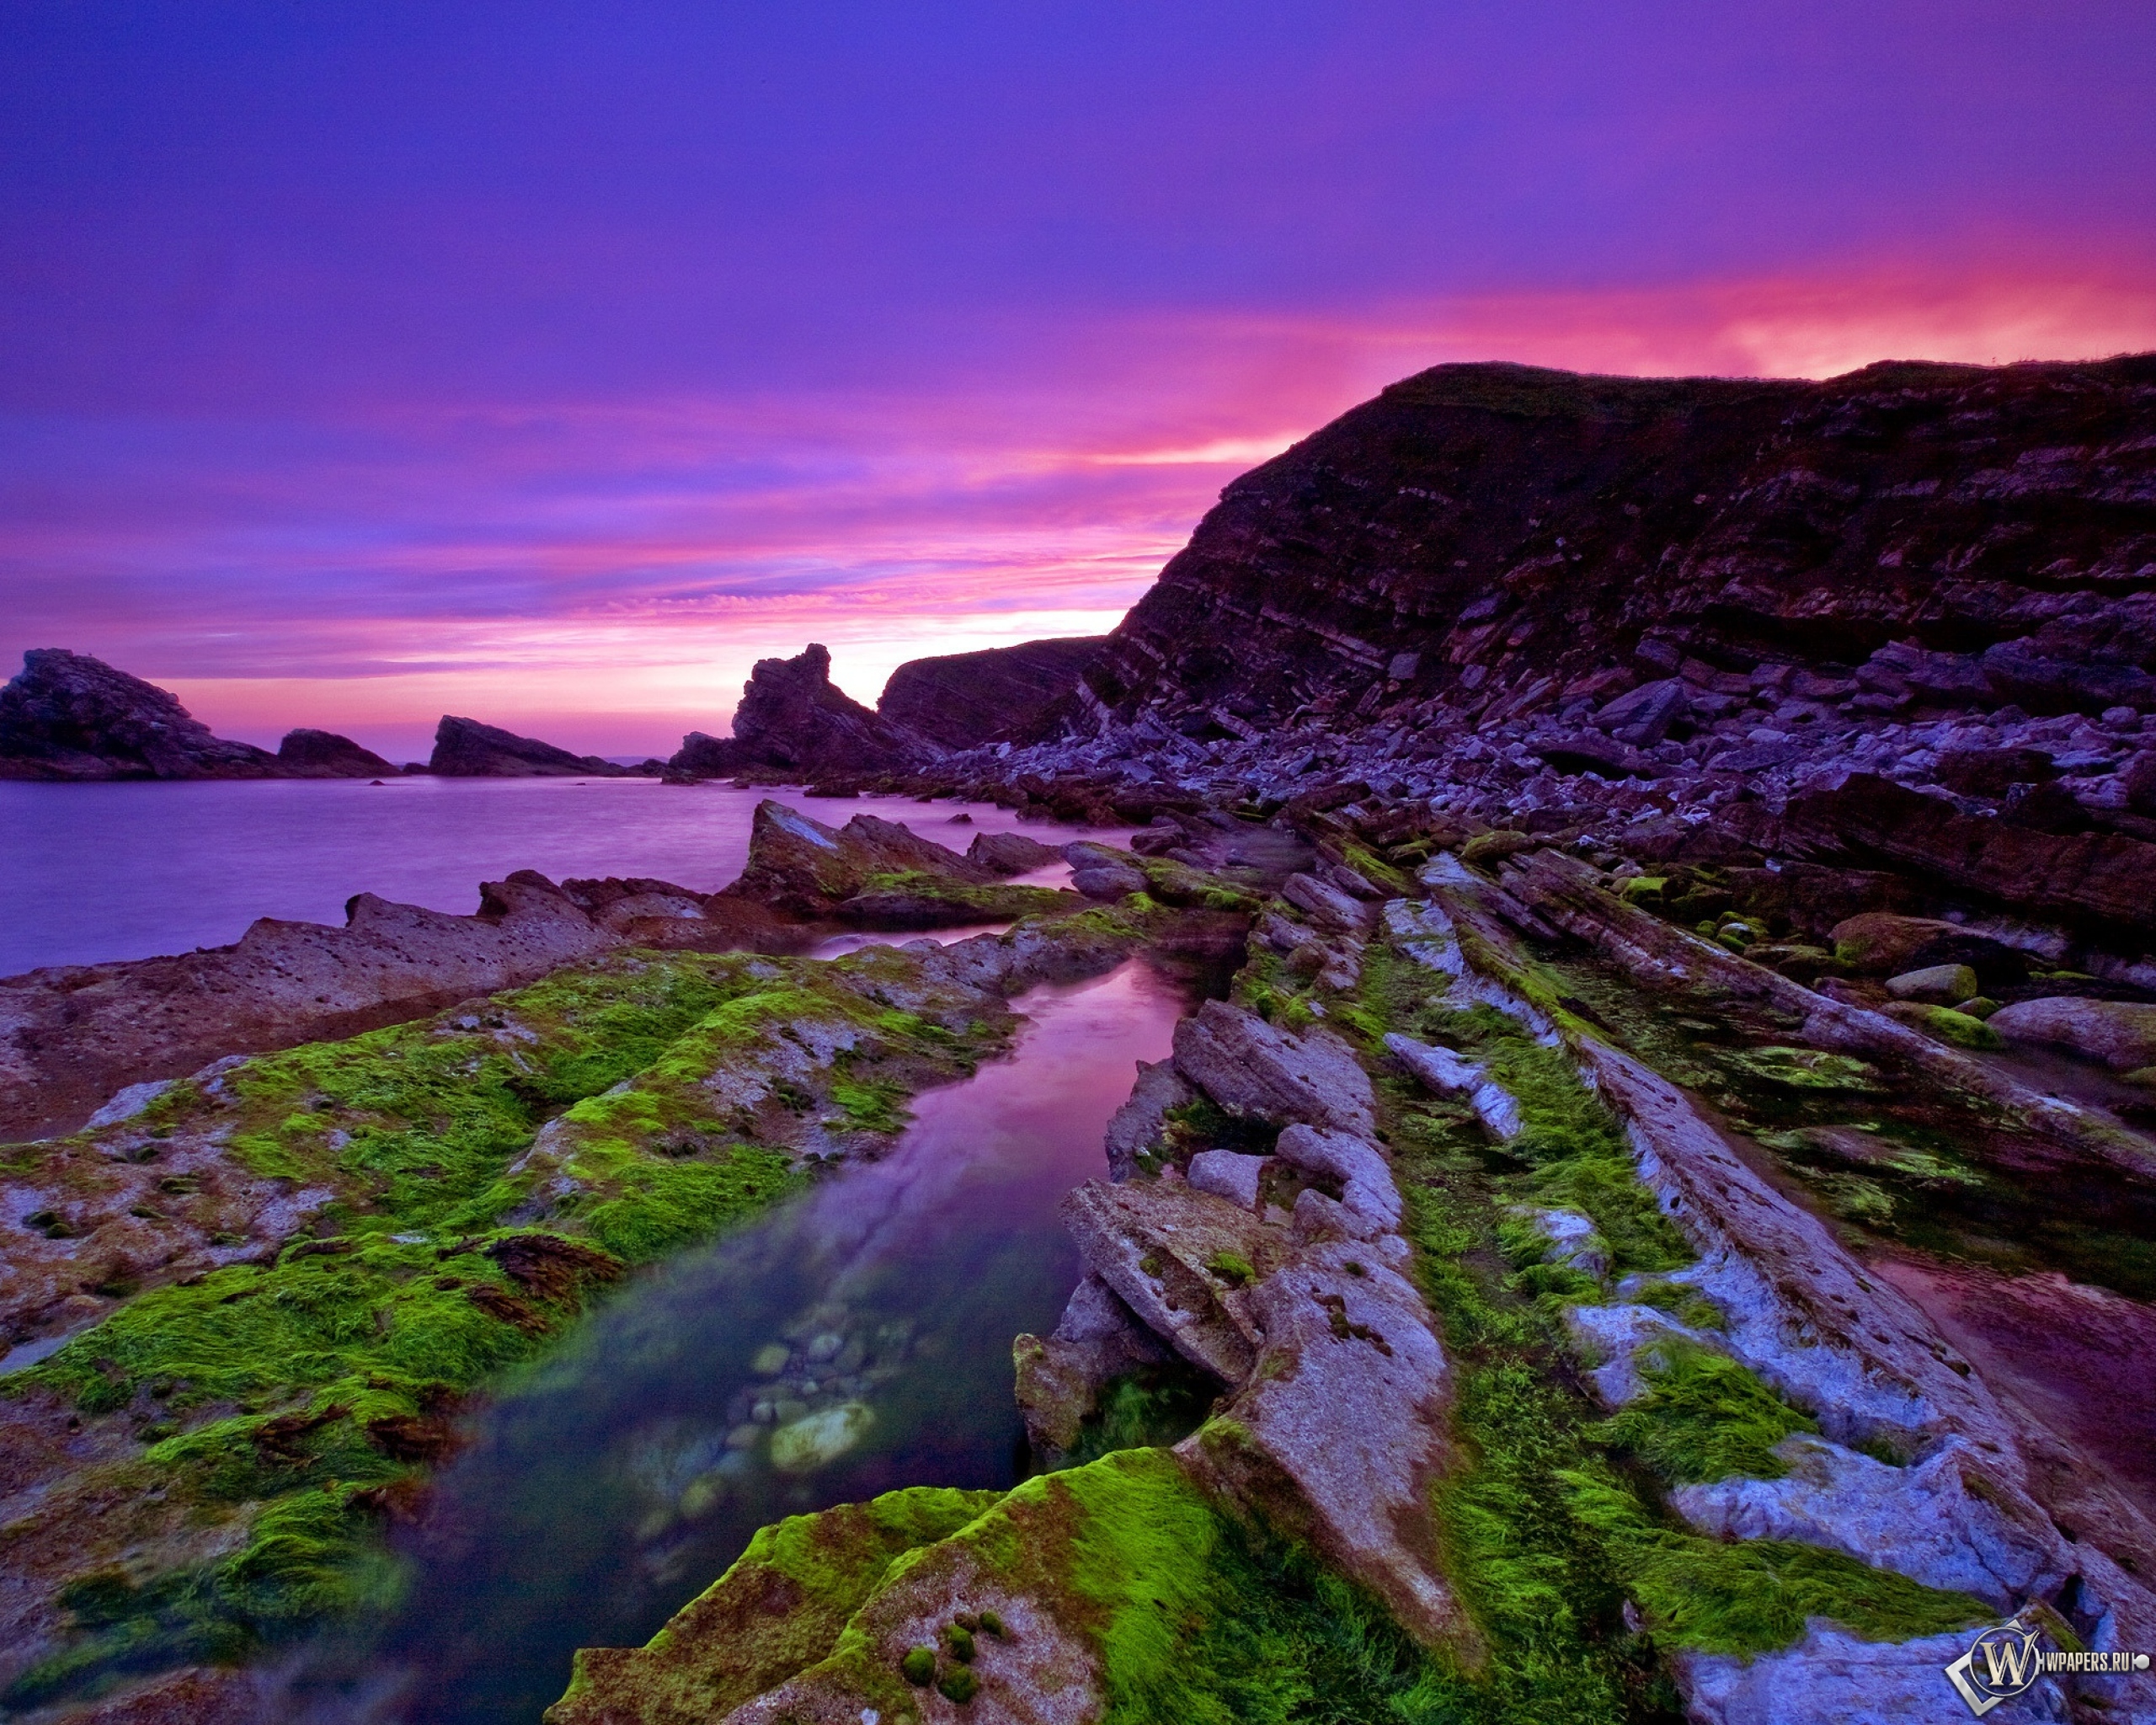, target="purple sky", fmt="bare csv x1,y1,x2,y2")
5,1,2153,759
